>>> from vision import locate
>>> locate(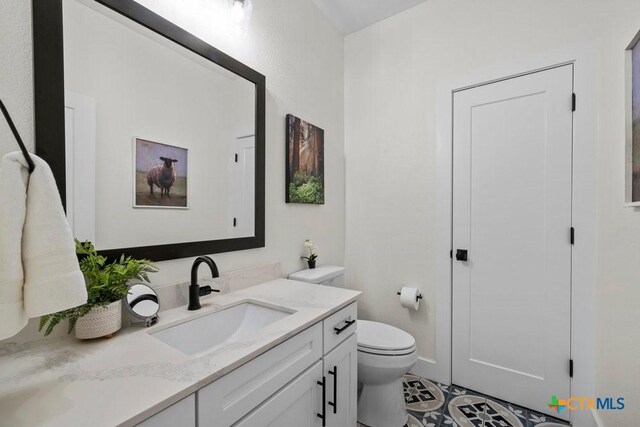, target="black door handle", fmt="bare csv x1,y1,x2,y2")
317,376,326,426
334,319,355,335
455,249,468,261
328,366,337,414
